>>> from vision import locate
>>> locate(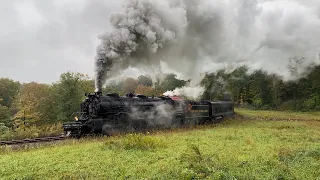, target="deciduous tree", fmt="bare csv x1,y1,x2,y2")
138,75,153,86
13,82,54,125
0,78,20,108
124,78,139,93
159,74,187,92
54,72,88,122
0,105,11,127
135,85,154,97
